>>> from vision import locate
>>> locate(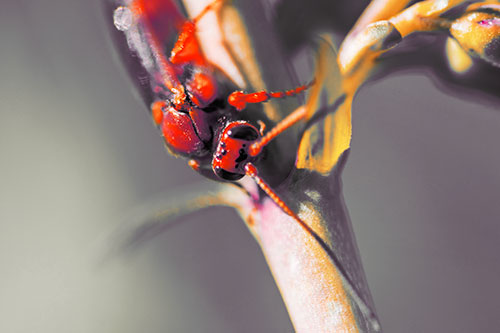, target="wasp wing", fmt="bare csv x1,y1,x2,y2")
104,0,185,107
